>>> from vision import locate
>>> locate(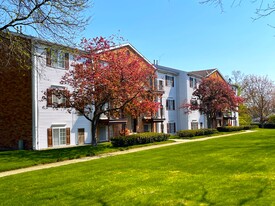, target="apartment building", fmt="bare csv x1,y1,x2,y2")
0,33,238,150
155,65,239,134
